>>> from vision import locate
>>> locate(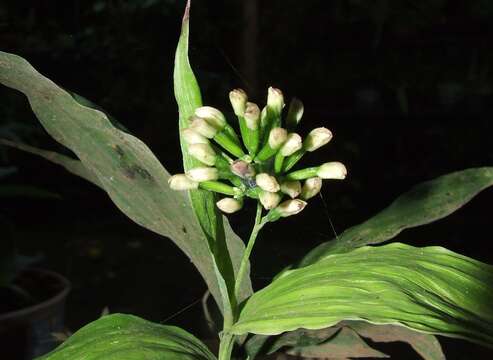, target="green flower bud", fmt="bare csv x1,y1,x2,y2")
190,116,218,138
186,167,219,182
168,174,199,190
182,128,209,145
277,199,307,217
259,190,282,210
188,143,217,166
256,173,280,192
304,127,333,152
216,197,243,214
286,98,304,130
229,89,248,116
267,87,285,115
317,162,347,179
301,177,322,200
195,106,226,129
268,127,288,149
280,180,301,199
244,102,261,130
280,133,302,156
